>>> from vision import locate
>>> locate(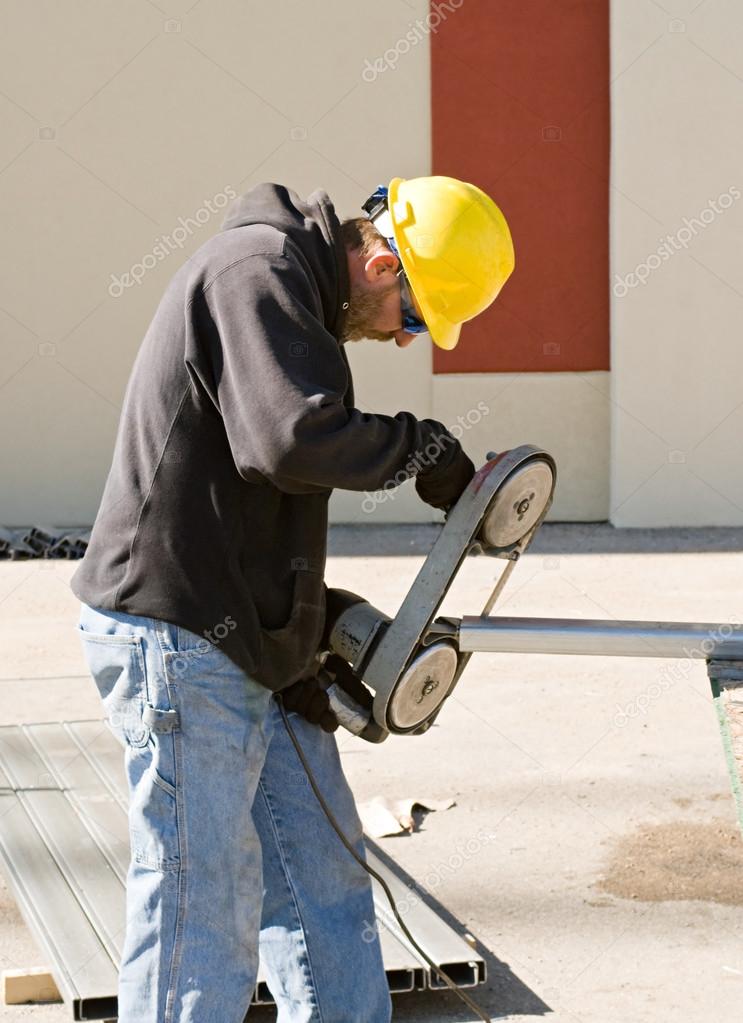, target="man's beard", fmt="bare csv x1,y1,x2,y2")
341,280,398,343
